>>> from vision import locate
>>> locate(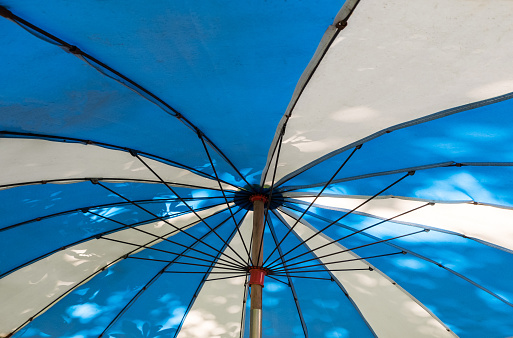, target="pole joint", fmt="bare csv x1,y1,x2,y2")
248,267,268,287
249,194,268,203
